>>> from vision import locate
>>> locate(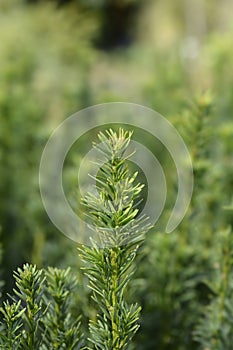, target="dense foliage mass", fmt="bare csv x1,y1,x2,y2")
0,0,233,349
